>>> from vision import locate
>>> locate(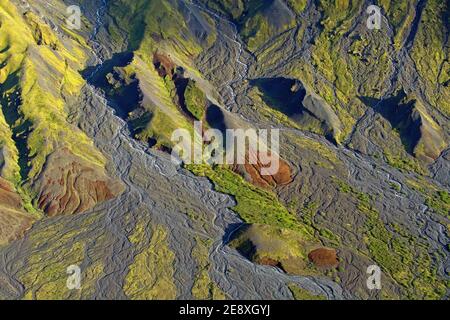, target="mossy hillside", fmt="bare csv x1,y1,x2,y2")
346,34,393,99
410,0,450,117
233,224,309,262
384,149,427,176
253,25,303,68
240,13,274,53
240,2,297,52
0,1,106,185
23,11,59,49
281,1,364,143
336,178,448,299
107,0,217,148
107,0,152,50
19,55,105,178
425,191,450,219
187,164,314,239
204,0,296,52
377,94,447,172
396,98,448,168
229,223,322,276
247,86,303,130
108,0,214,88
110,0,209,58
311,1,363,132
201,0,245,20
0,110,20,182
0,1,33,83
284,64,356,145
317,0,357,31
185,80,207,120
127,55,196,148
248,85,330,137
285,0,398,144
406,177,450,219
380,127,428,176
